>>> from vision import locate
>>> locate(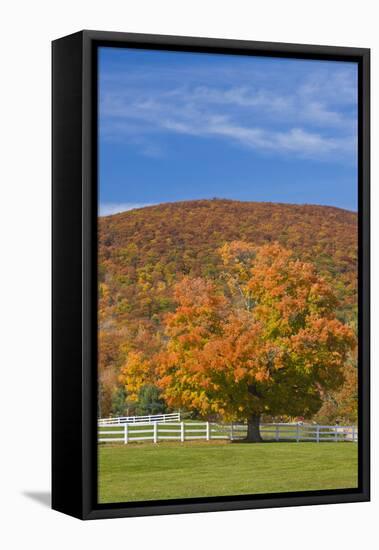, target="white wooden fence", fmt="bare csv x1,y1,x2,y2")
98,421,358,444
98,412,181,426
